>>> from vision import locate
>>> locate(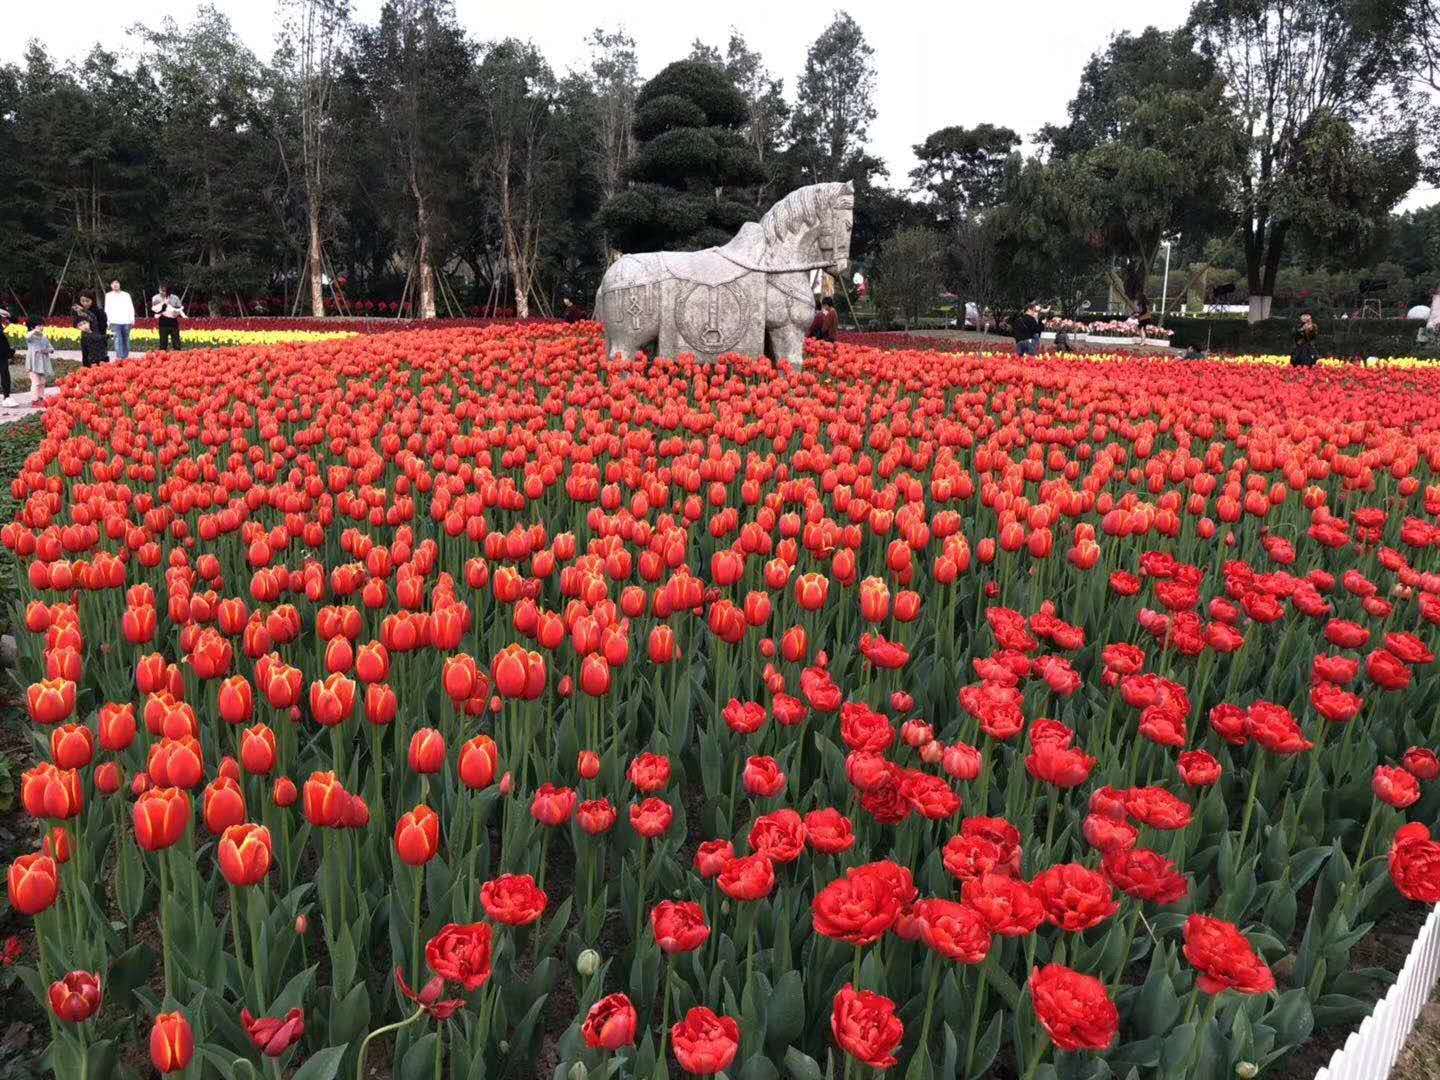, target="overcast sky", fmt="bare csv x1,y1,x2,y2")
7,0,1437,210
